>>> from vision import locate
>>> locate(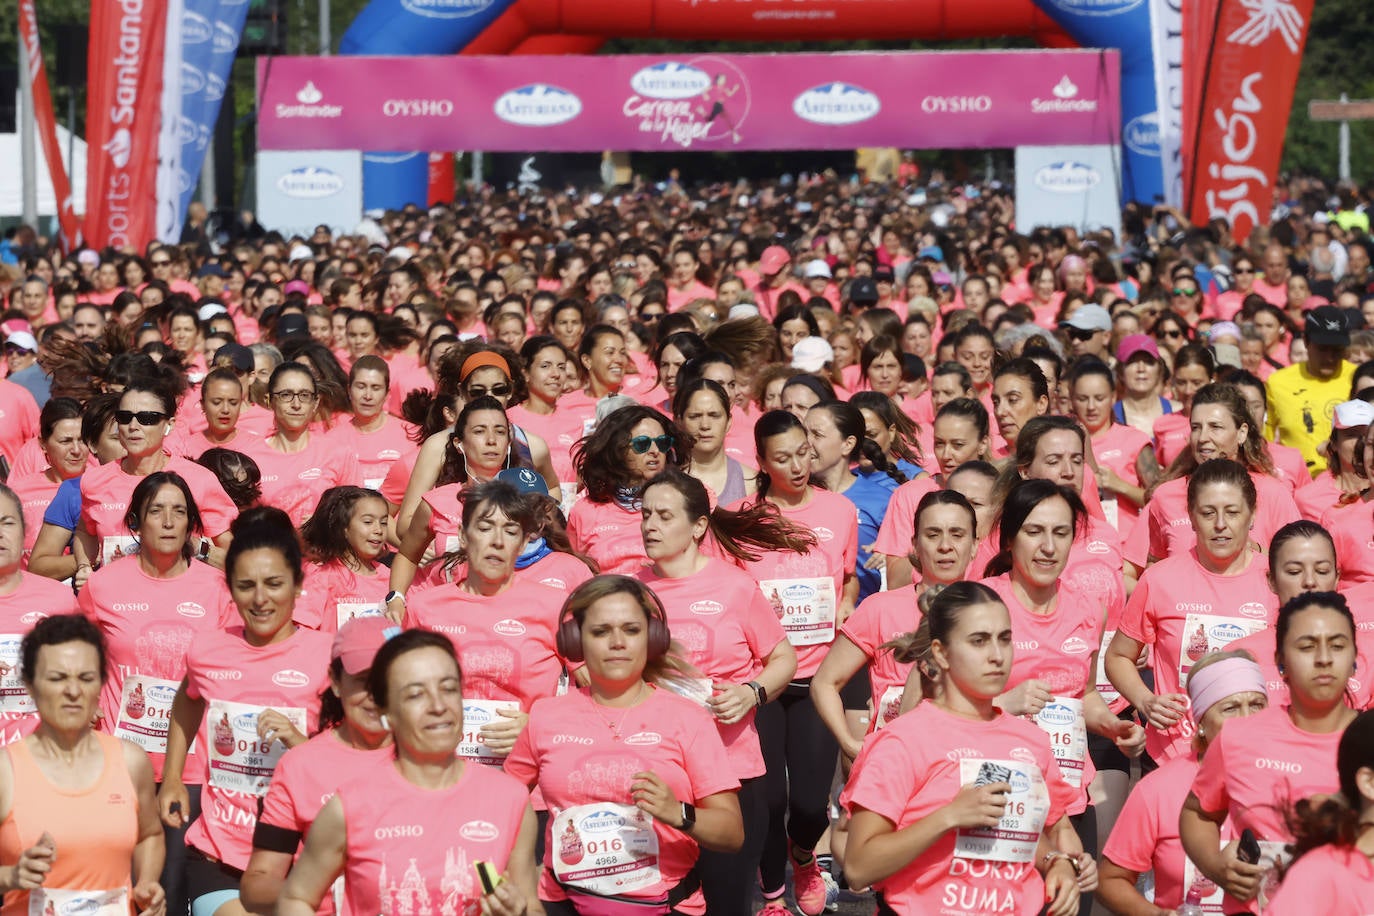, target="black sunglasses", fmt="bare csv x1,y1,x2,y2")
466,383,513,400
1066,327,1098,342
629,435,674,454
115,410,168,426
